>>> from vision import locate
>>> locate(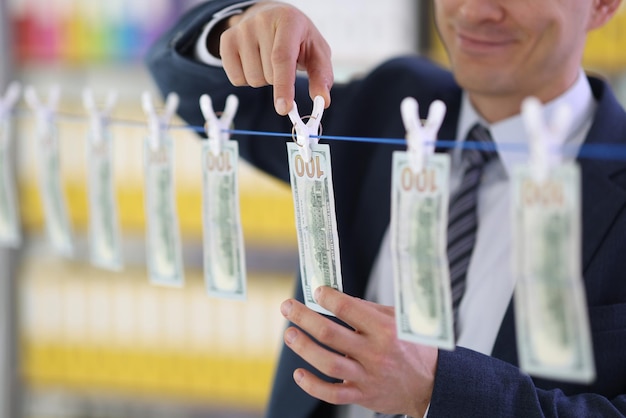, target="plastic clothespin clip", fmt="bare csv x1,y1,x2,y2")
141,91,179,151
288,95,325,162
83,88,118,145
24,85,61,137
401,97,446,172
0,82,22,119
200,93,239,156
521,96,571,182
